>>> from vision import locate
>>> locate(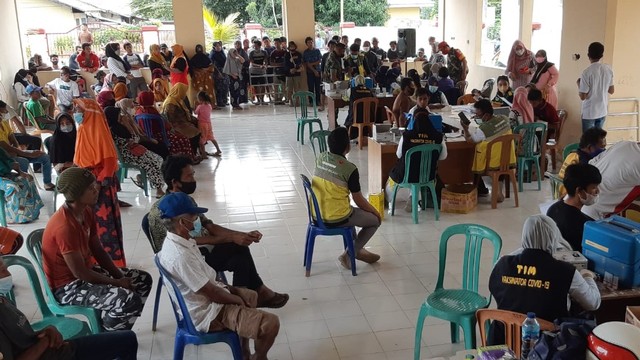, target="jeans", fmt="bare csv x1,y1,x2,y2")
71,330,138,360
203,243,264,290
15,154,52,184
306,72,322,106
127,77,148,98
582,116,606,132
